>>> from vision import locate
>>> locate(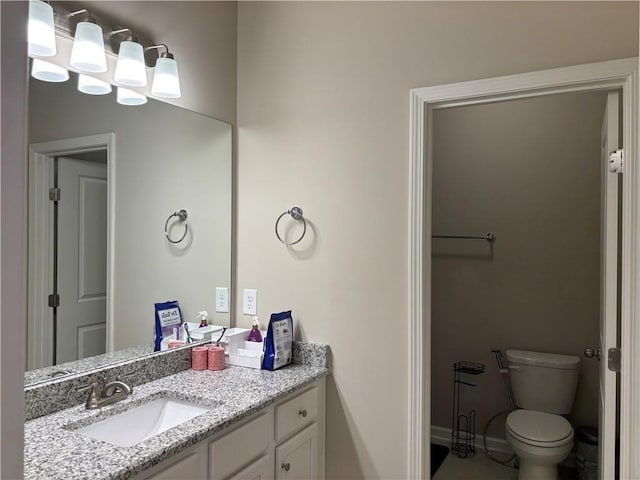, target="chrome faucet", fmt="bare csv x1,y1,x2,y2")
77,380,133,410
